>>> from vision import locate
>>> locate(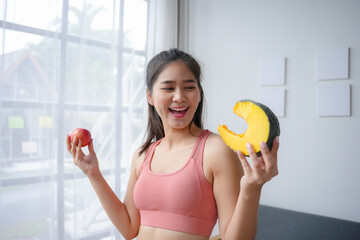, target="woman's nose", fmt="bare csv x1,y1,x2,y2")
173,88,185,102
